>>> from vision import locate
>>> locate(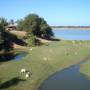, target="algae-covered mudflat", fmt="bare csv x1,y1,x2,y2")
0,40,90,90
